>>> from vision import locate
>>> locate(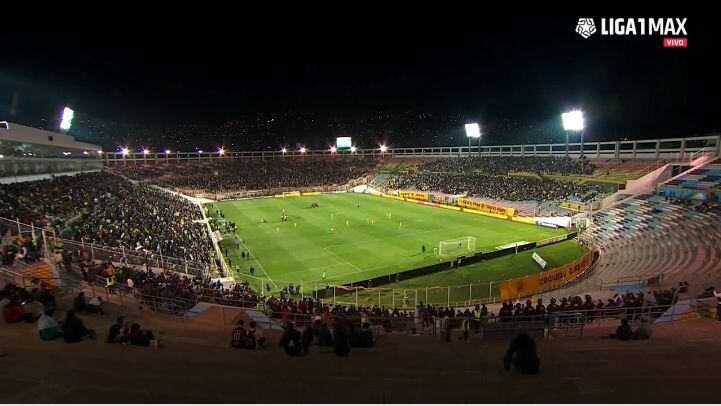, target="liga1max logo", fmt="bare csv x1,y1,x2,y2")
576,18,687,48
